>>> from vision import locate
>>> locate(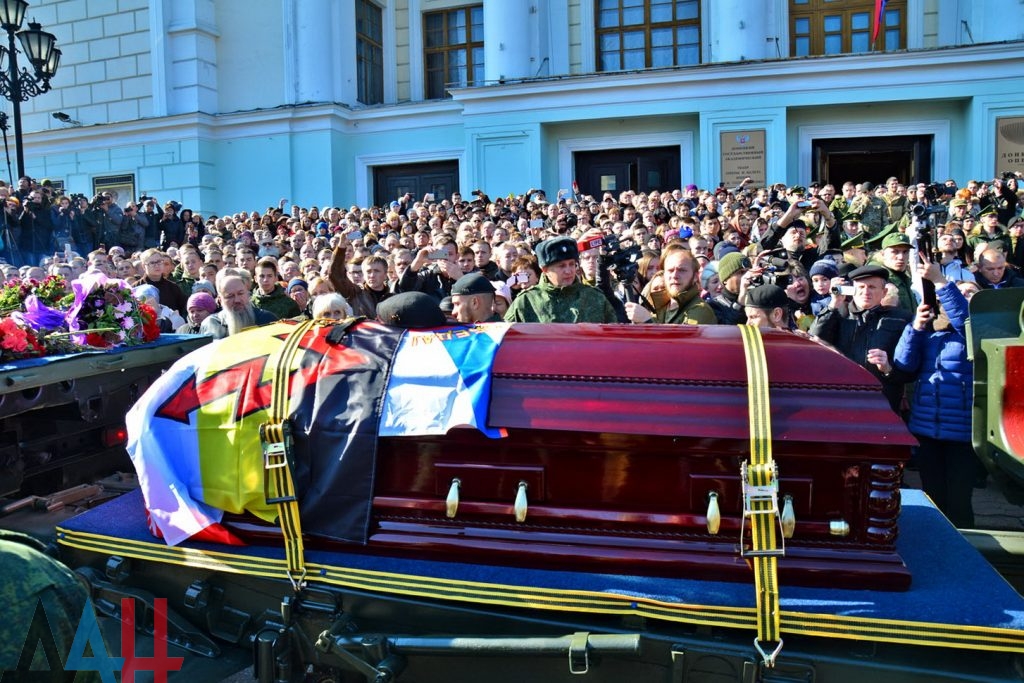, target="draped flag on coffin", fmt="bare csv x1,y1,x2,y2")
126,320,509,546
